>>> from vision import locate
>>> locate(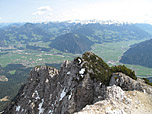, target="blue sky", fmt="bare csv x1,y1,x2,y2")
0,0,152,24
